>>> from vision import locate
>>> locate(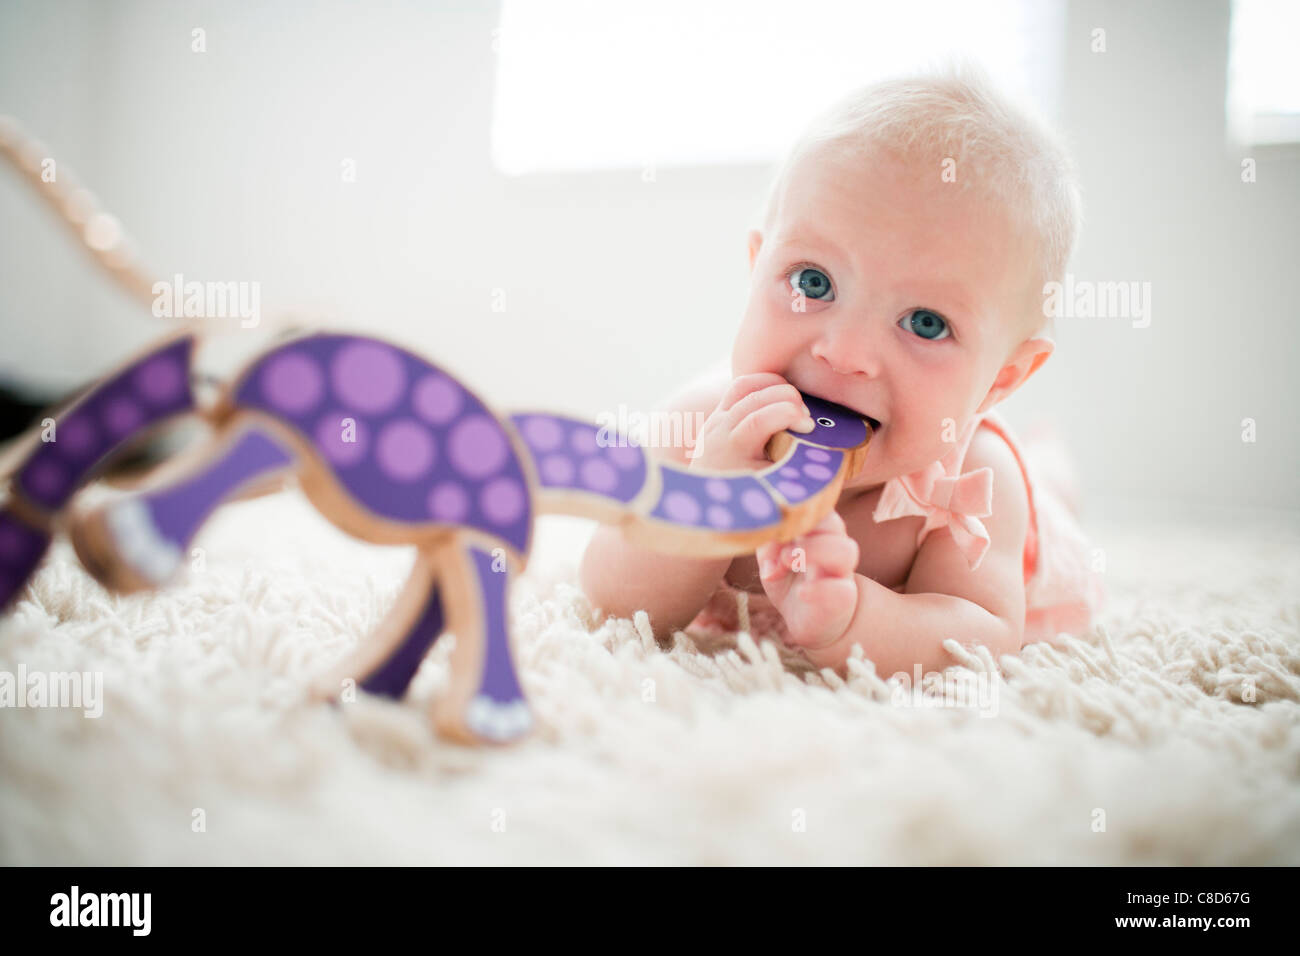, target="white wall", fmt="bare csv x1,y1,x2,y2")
1017,0,1300,514
1,0,1296,512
